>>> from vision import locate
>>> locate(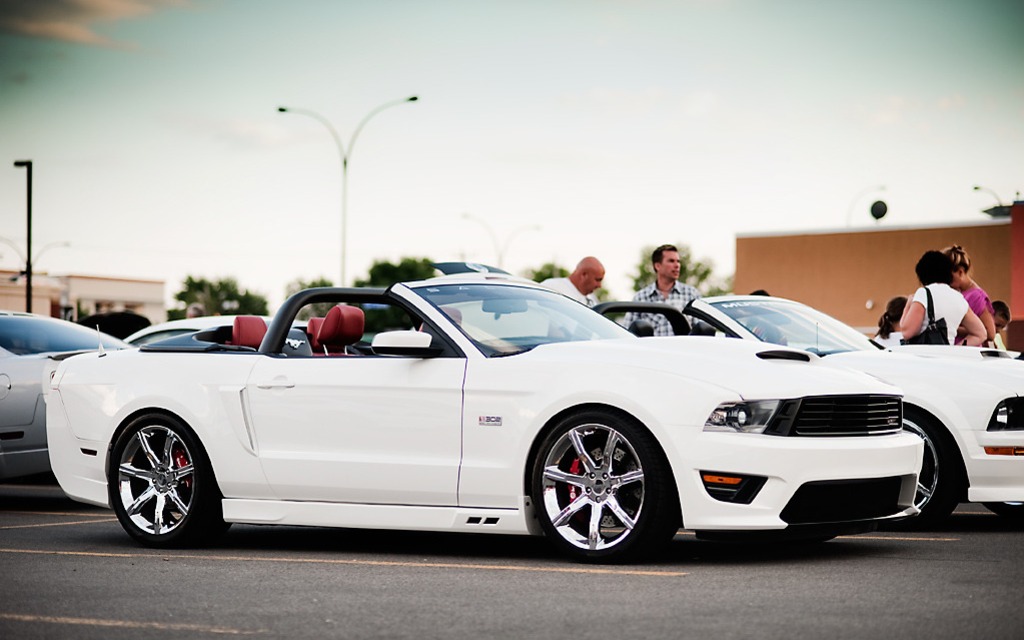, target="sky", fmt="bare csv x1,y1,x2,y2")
1,0,1022,310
